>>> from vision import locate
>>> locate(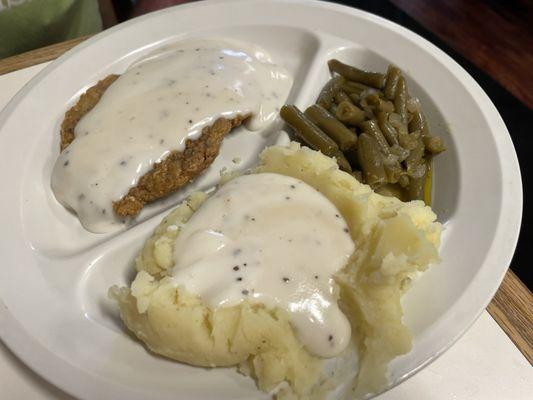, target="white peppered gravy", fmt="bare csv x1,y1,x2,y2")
51,38,292,233
171,173,355,358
